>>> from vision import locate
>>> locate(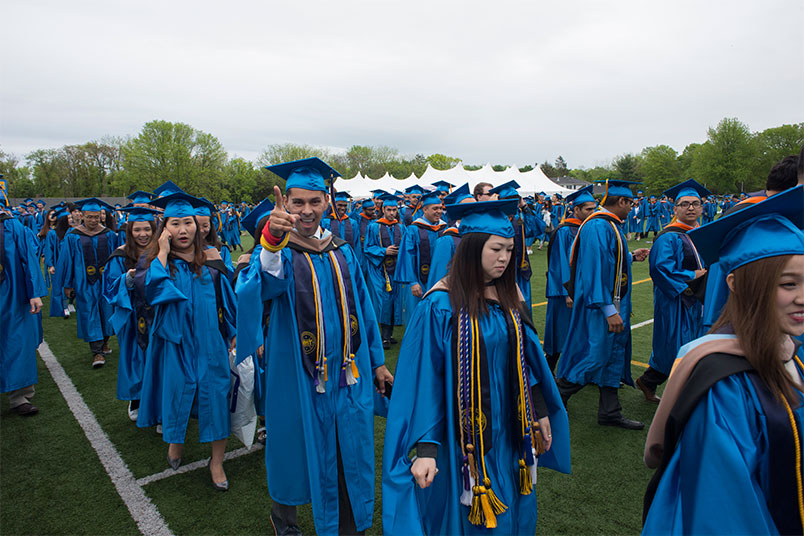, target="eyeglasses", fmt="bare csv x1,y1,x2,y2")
676,201,702,209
